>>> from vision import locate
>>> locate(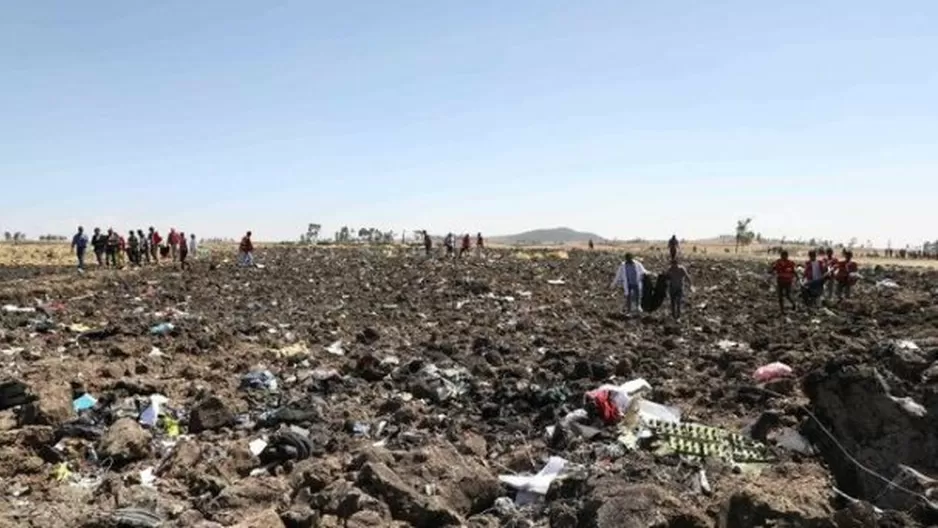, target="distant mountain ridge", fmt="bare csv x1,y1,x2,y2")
489,227,604,245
